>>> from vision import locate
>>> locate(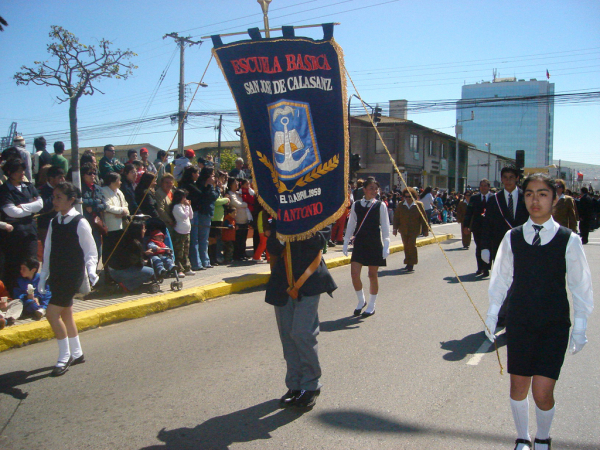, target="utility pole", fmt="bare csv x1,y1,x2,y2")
485,142,492,179
454,110,474,193
216,114,223,169
164,33,202,155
